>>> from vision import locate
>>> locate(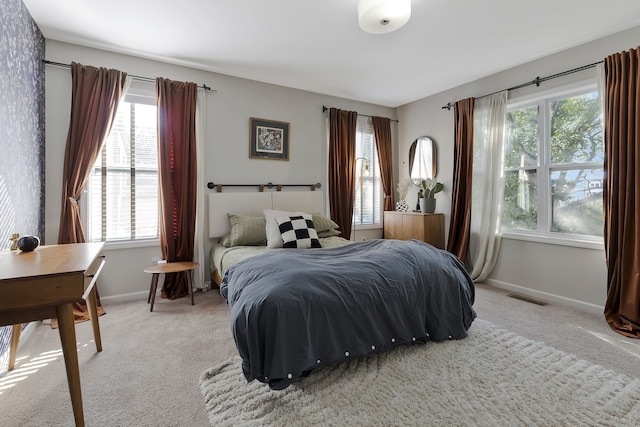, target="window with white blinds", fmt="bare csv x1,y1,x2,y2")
86,85,158,242
353,116,382,226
